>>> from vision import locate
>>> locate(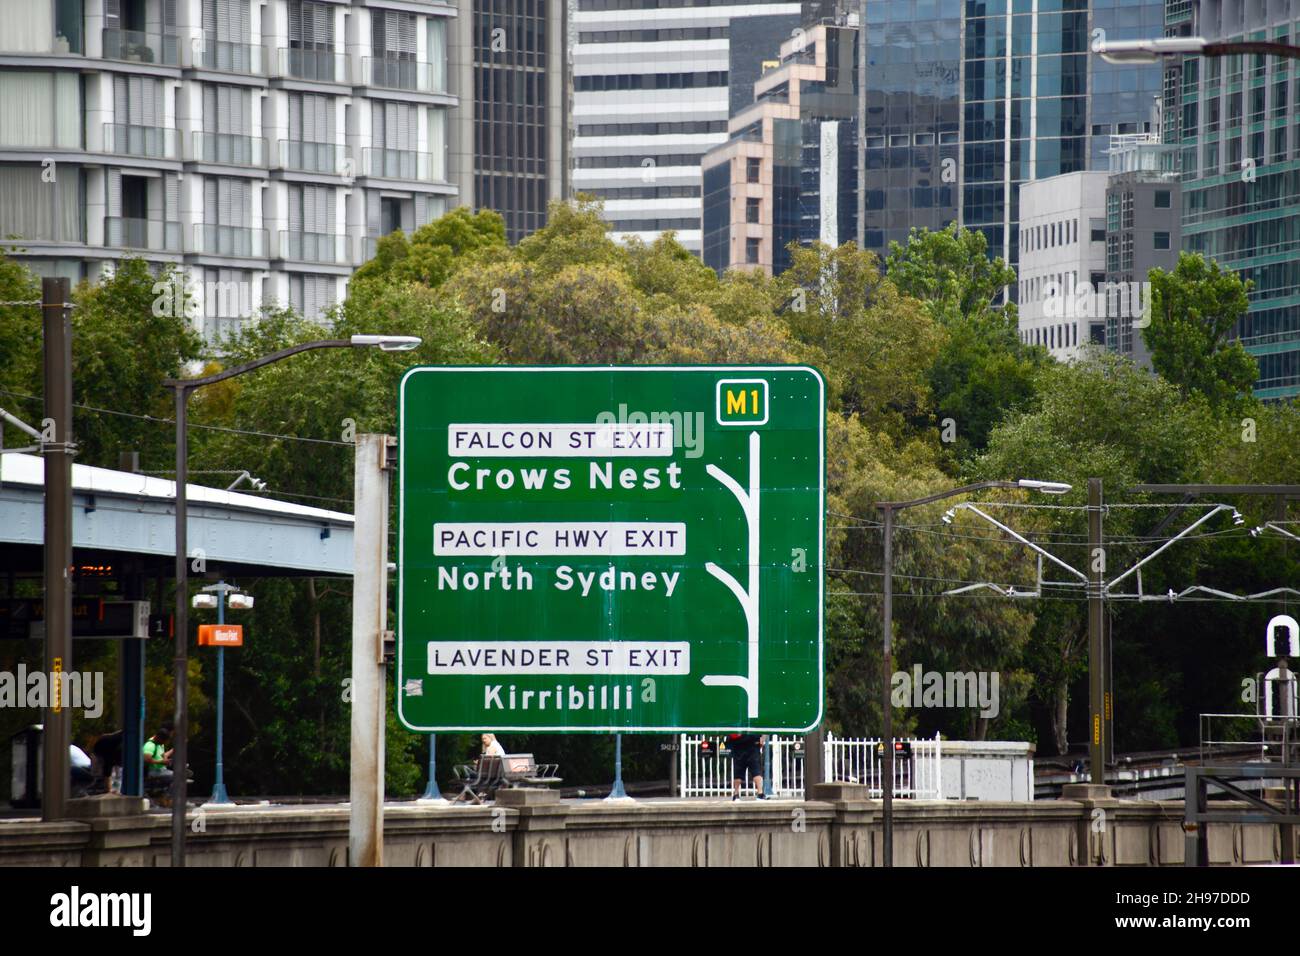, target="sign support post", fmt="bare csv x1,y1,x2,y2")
350,434,391,866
